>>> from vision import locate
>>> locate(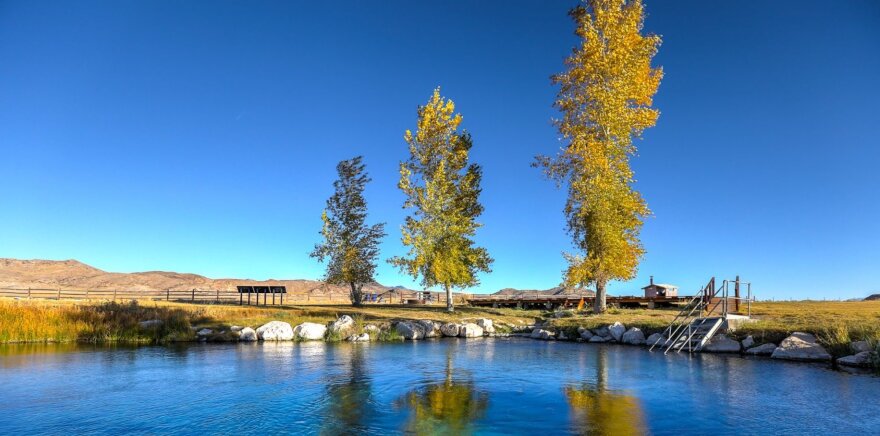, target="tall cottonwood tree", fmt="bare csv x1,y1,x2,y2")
390,88,492,312
311,156,386,306
535,0,662,313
